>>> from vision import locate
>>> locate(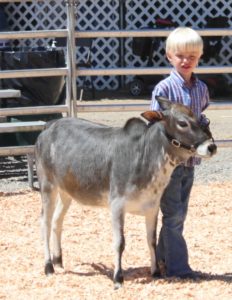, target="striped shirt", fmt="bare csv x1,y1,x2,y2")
150,69,210,166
